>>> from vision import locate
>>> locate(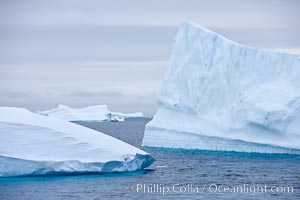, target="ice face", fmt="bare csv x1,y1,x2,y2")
142,21,300,154
0,107,154,177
